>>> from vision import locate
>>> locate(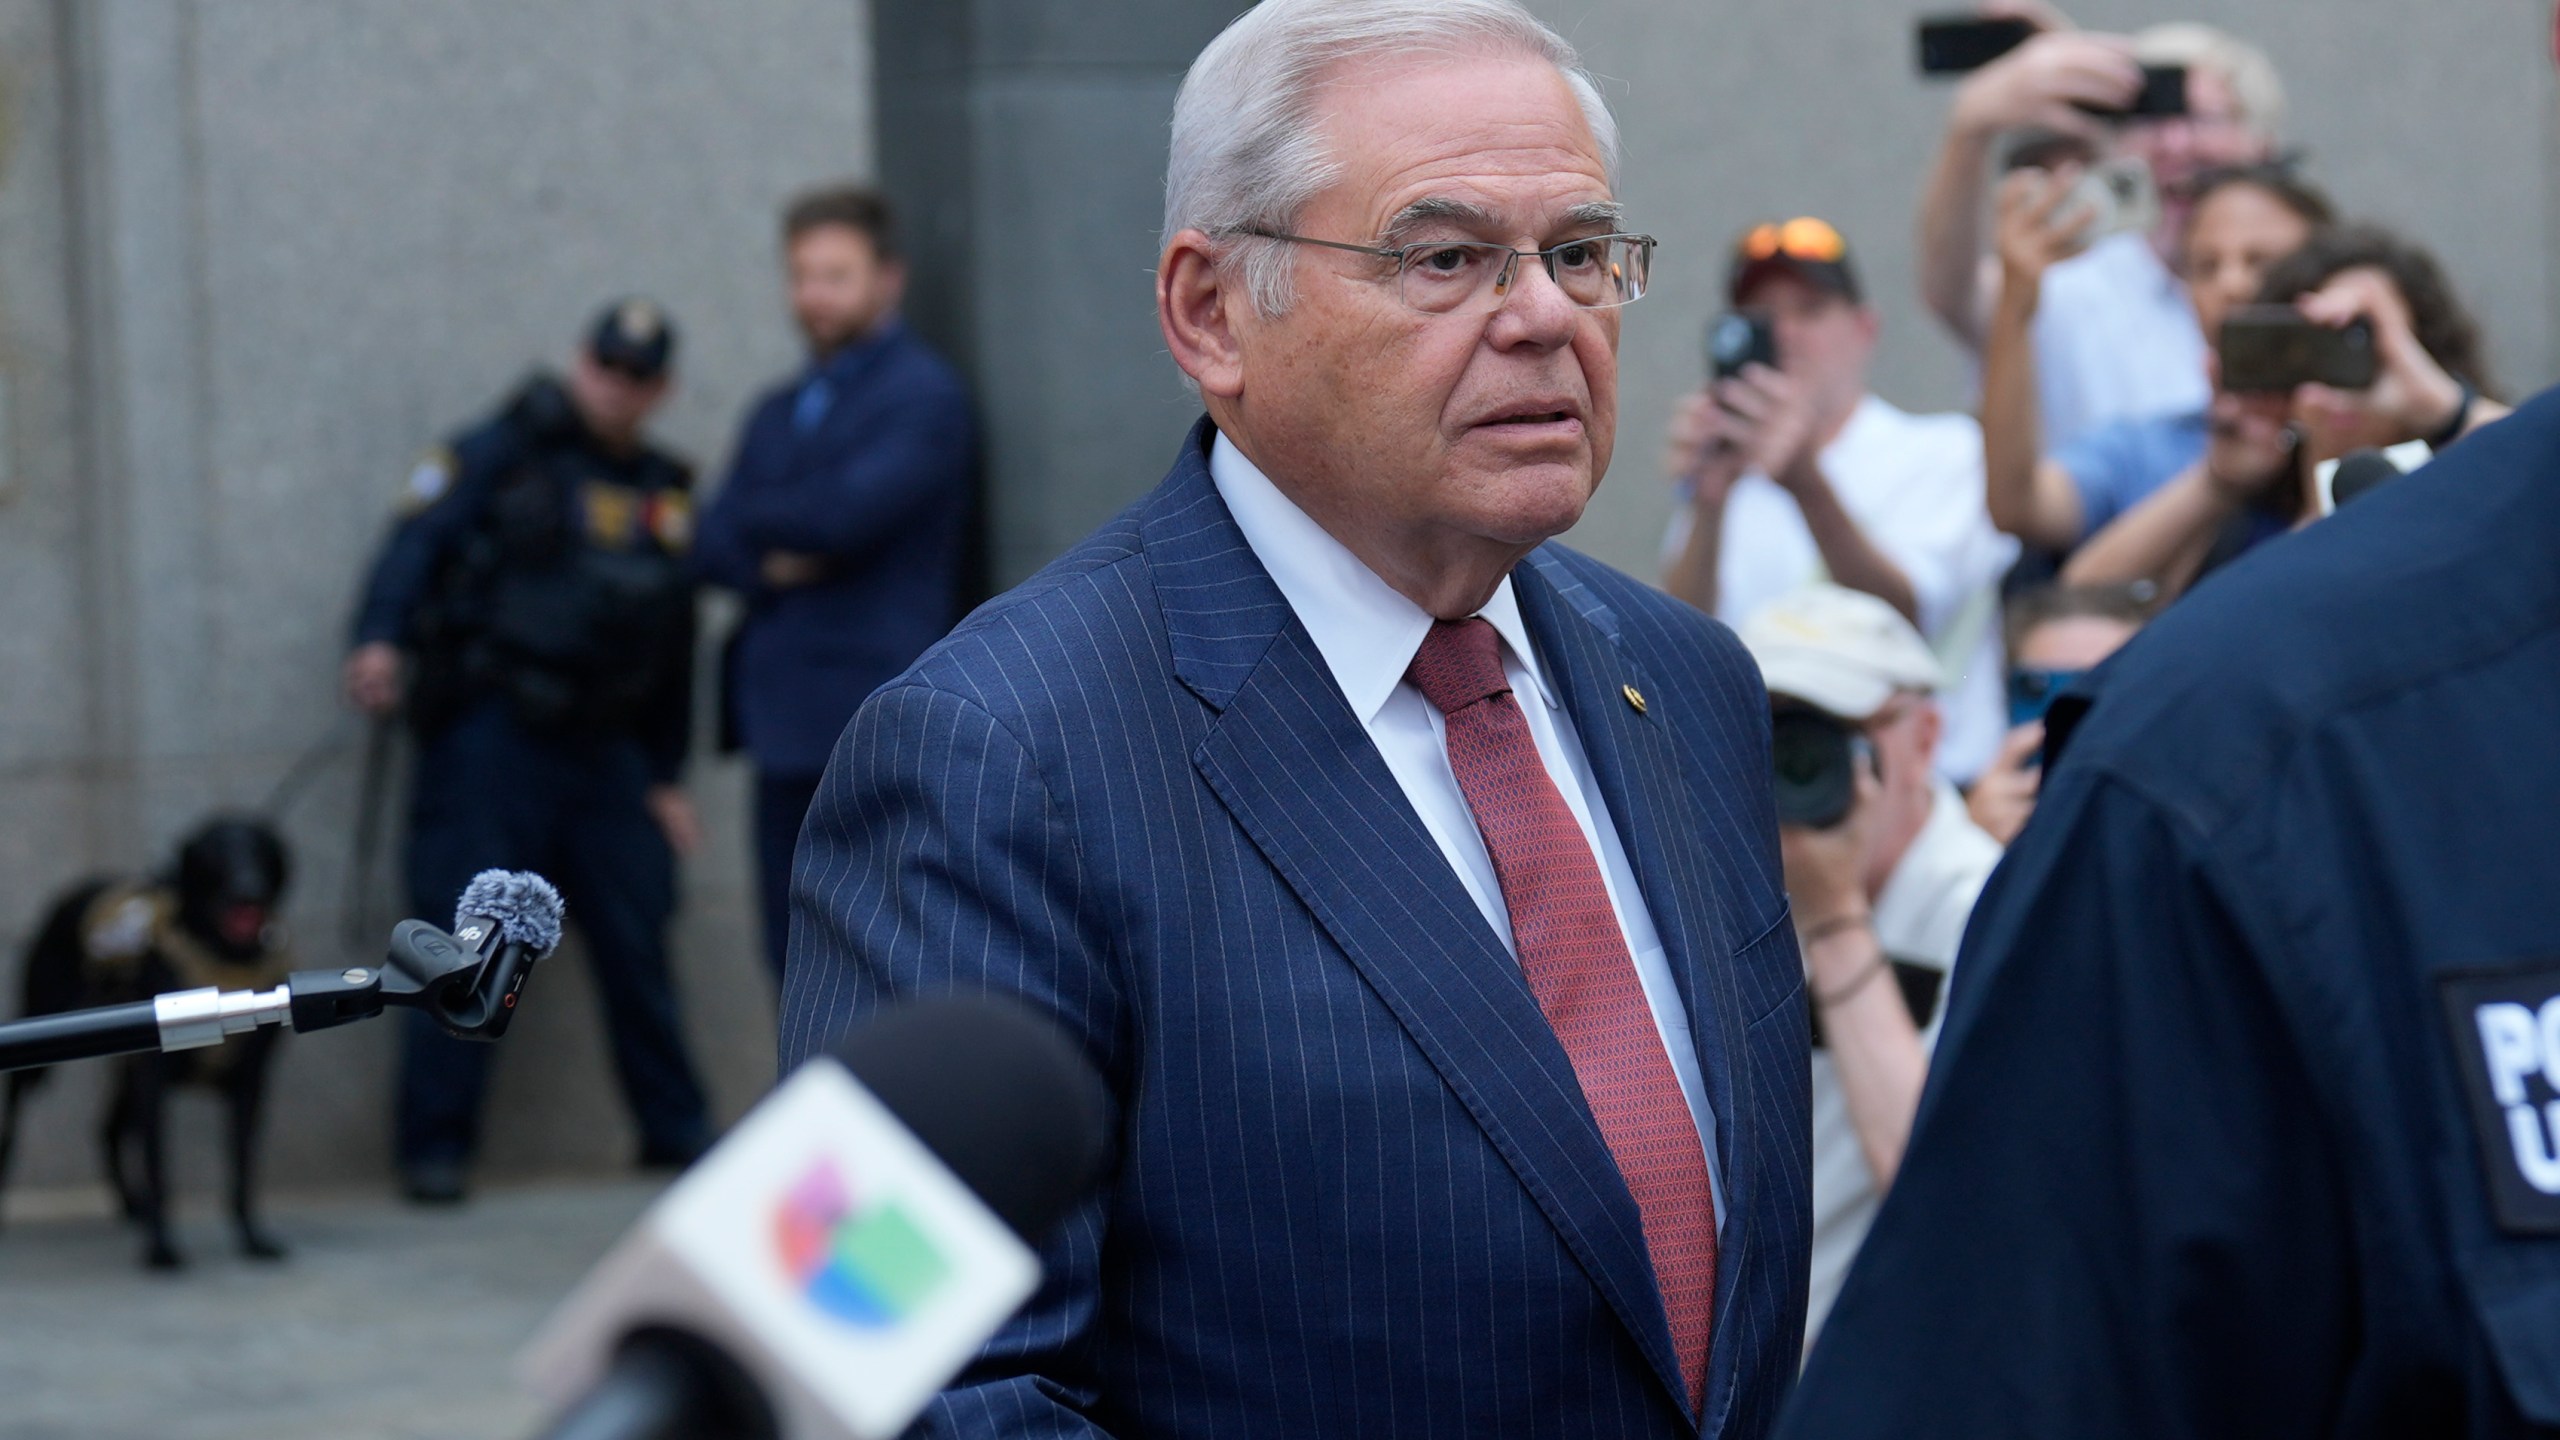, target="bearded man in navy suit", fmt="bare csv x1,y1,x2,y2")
696,185,978,985
781,1,1812,1433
